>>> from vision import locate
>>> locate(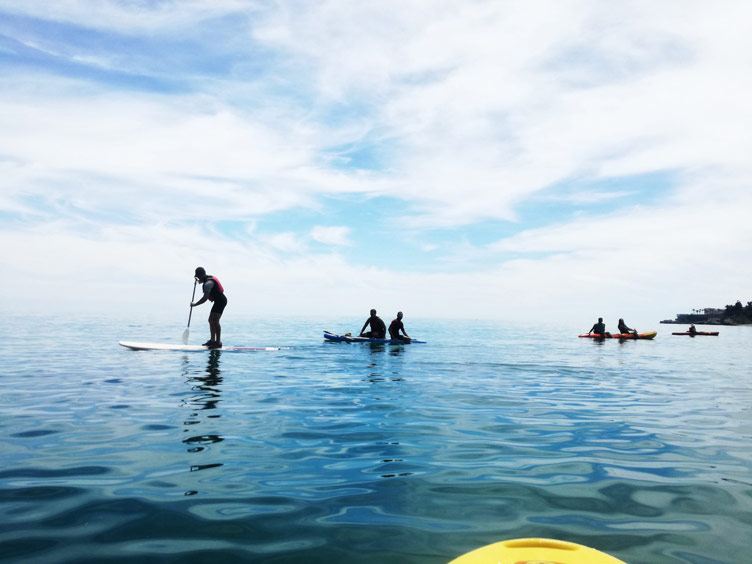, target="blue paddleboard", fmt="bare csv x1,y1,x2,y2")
323,331,425,344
